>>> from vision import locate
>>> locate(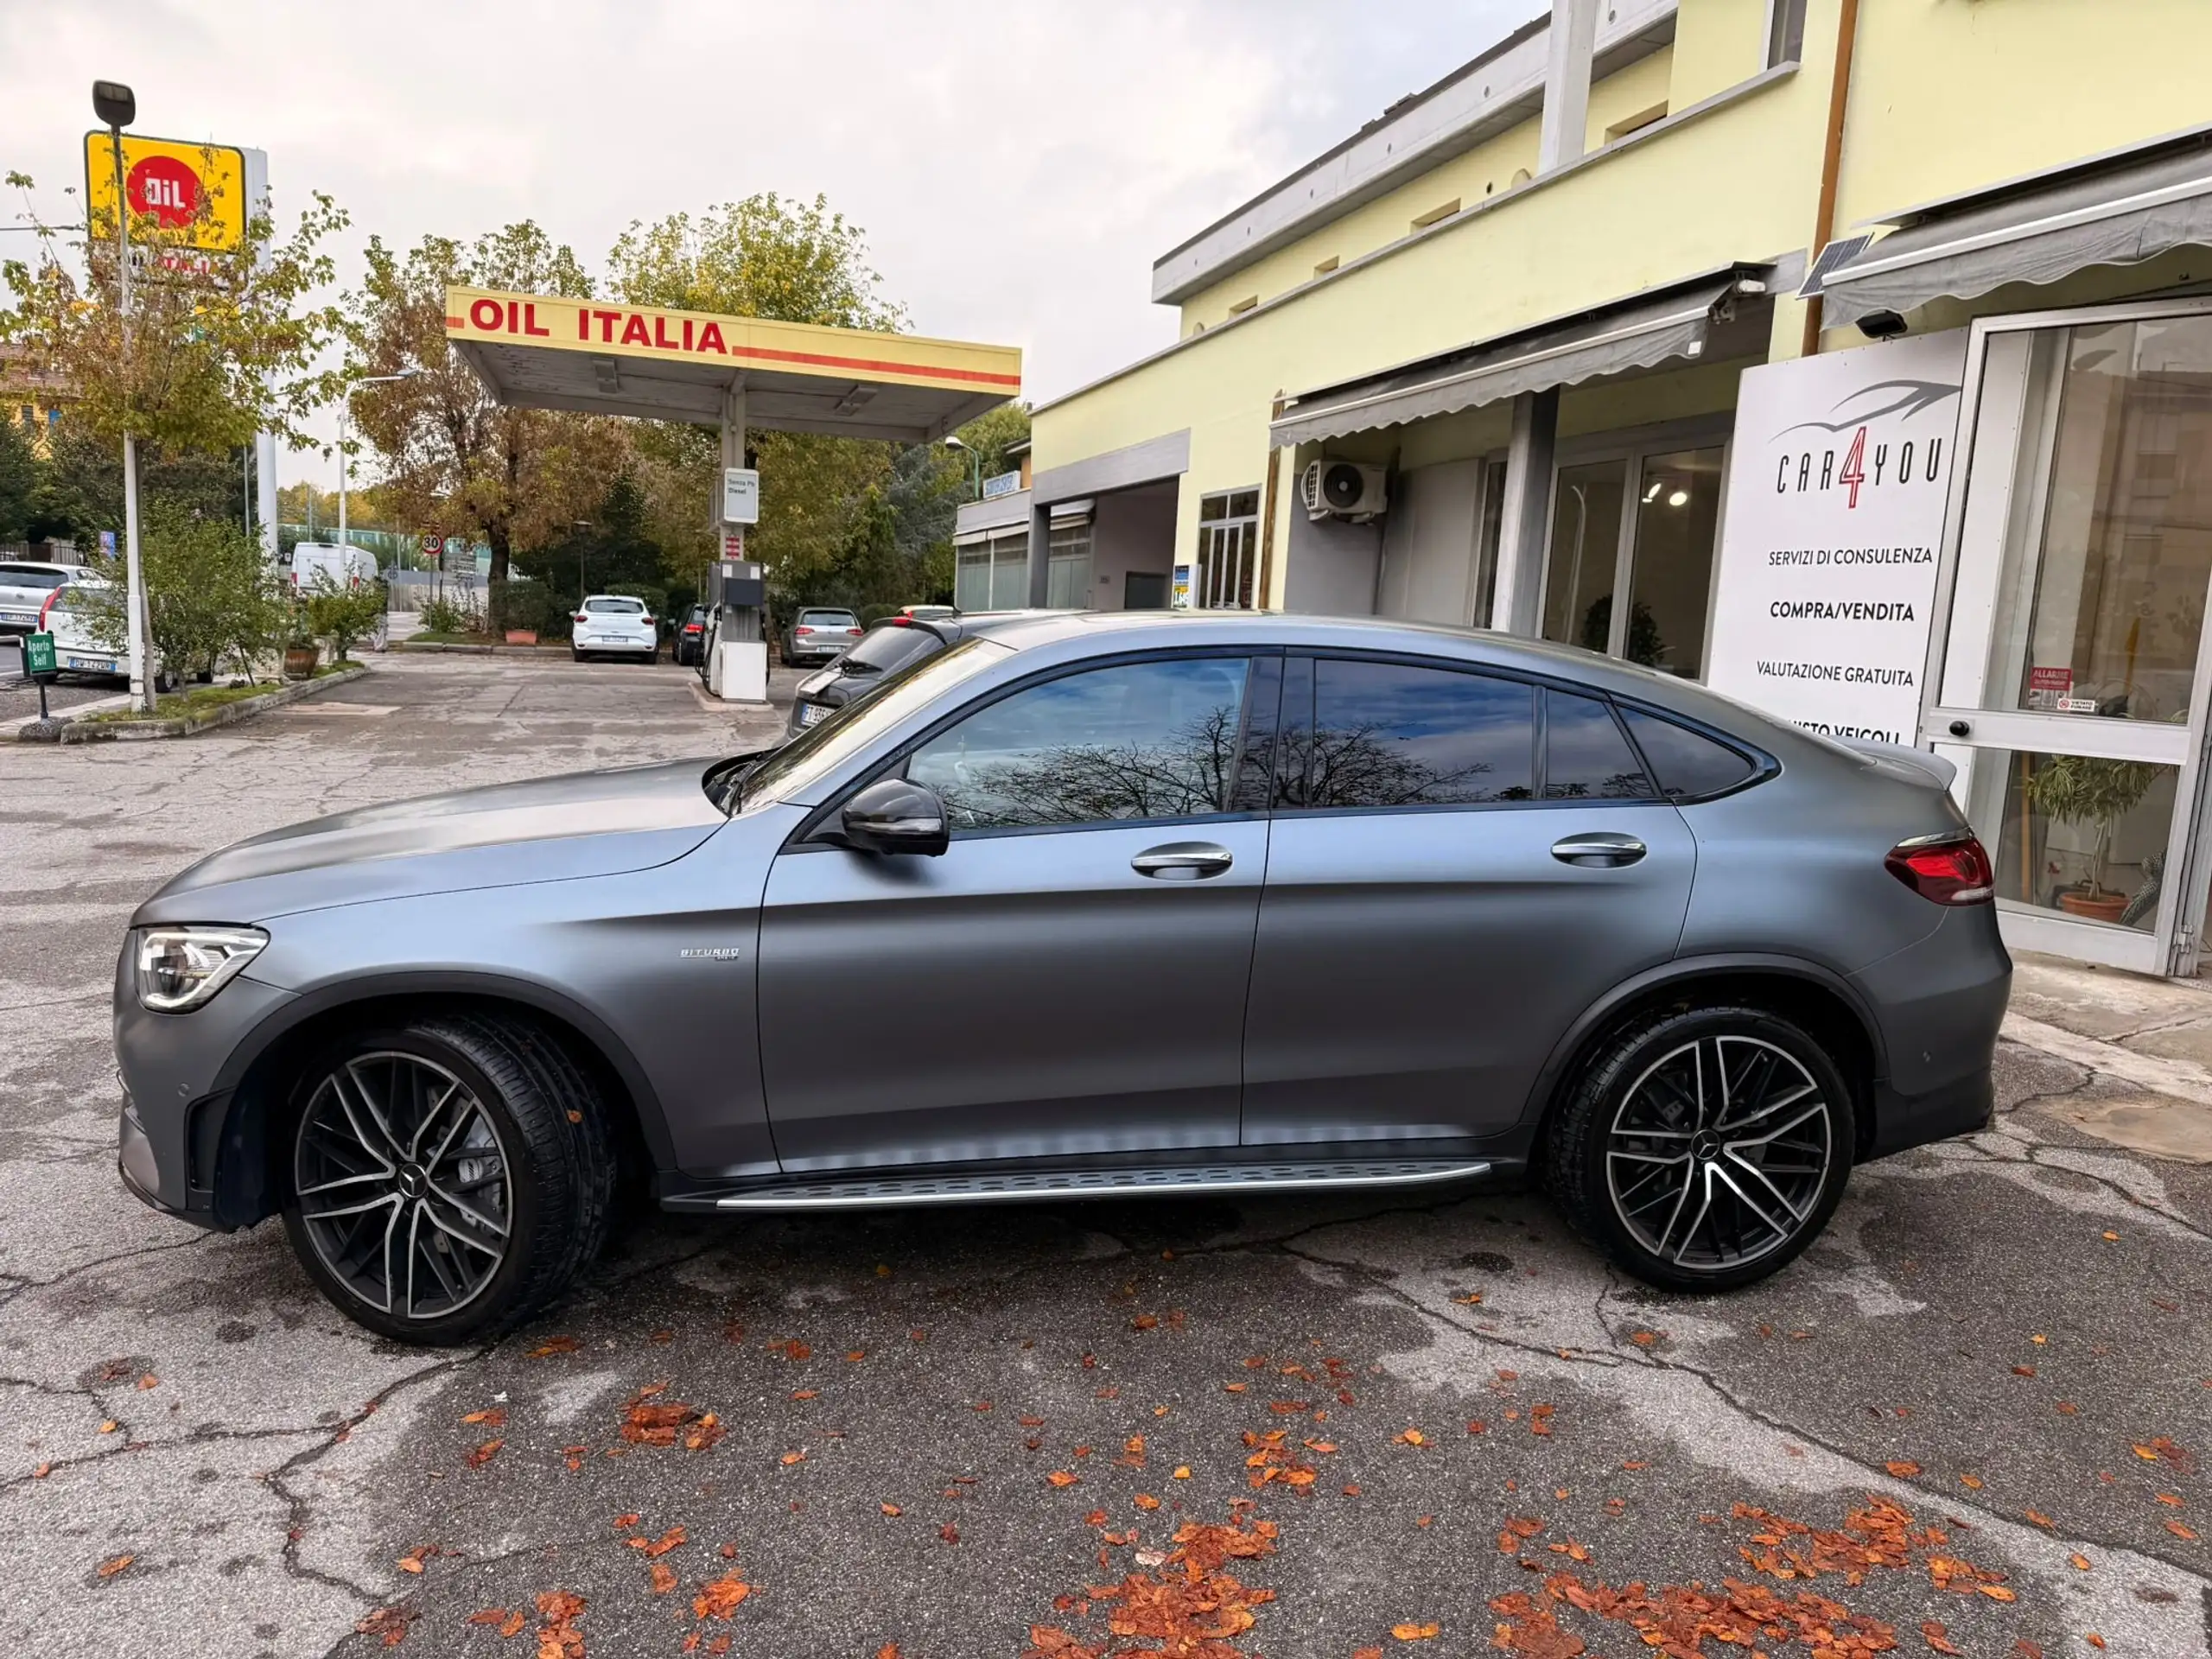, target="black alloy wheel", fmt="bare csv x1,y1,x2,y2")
280,1015,616,1343
1545,1006,1853,1292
